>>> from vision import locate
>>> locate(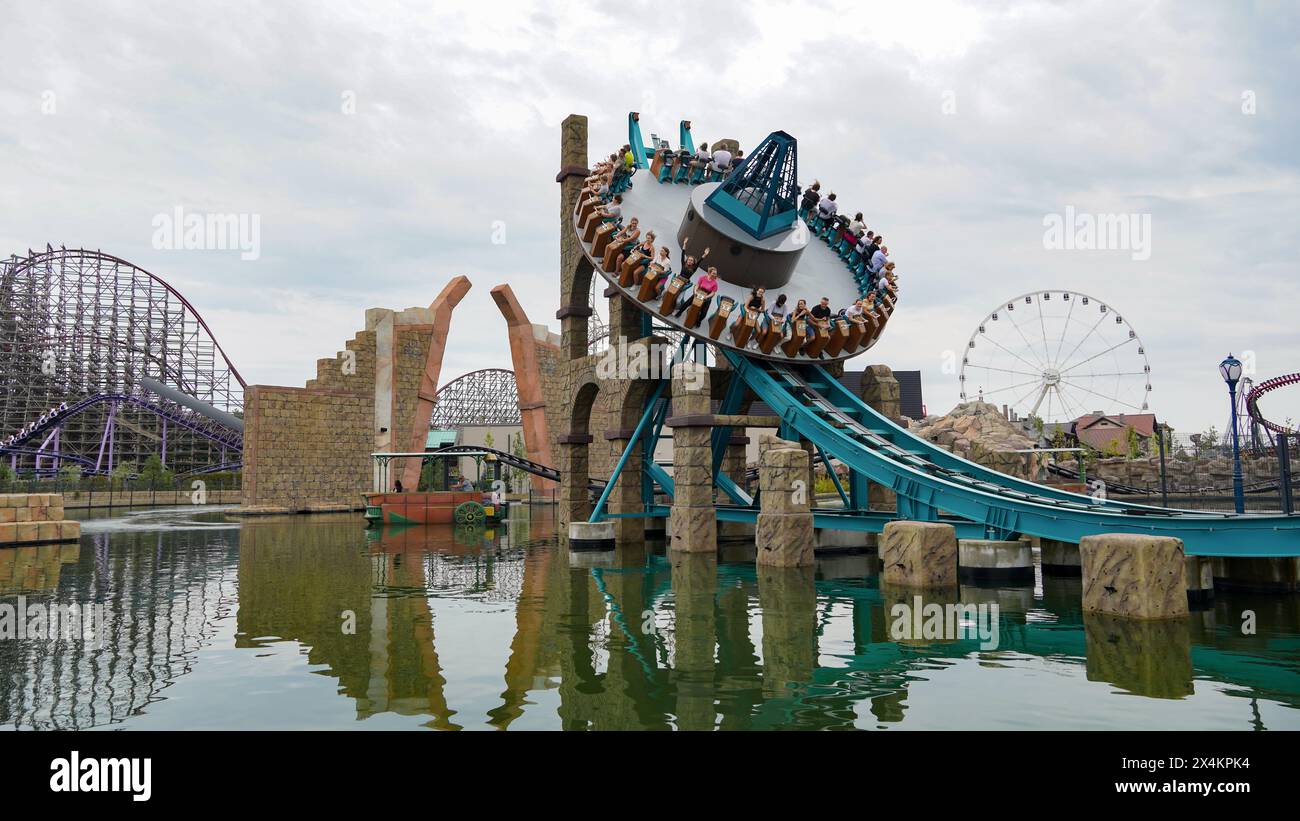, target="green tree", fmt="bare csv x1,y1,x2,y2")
1125,425,1141,459
59,464,82,487
110,461,137,490
0,463,15,492
139,454,173,489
